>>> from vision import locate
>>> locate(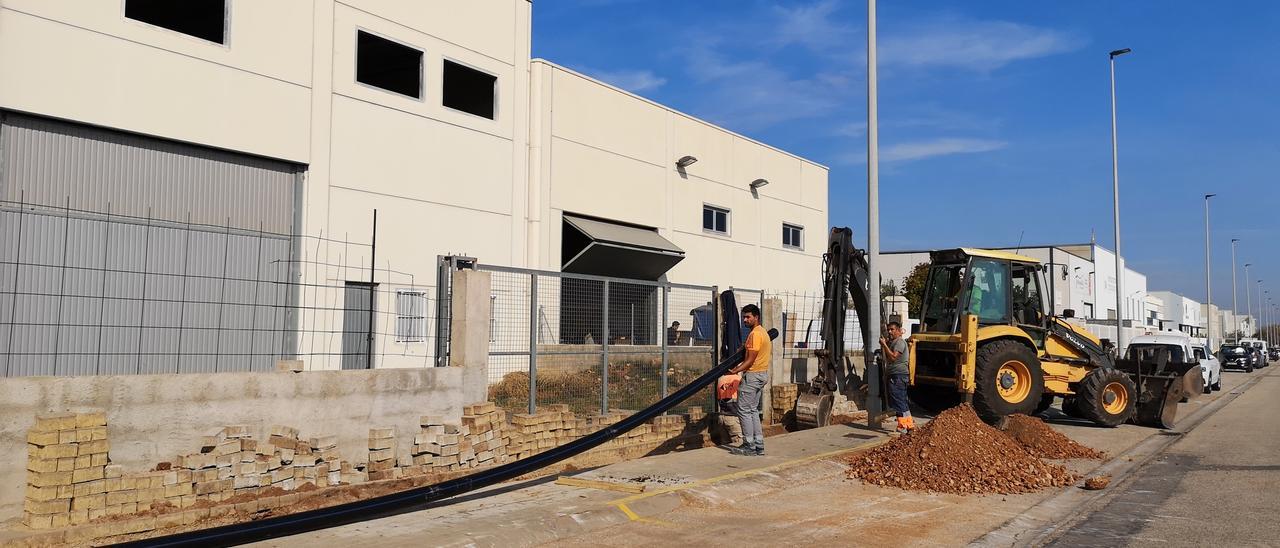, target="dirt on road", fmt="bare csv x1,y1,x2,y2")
844,404,1080,495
